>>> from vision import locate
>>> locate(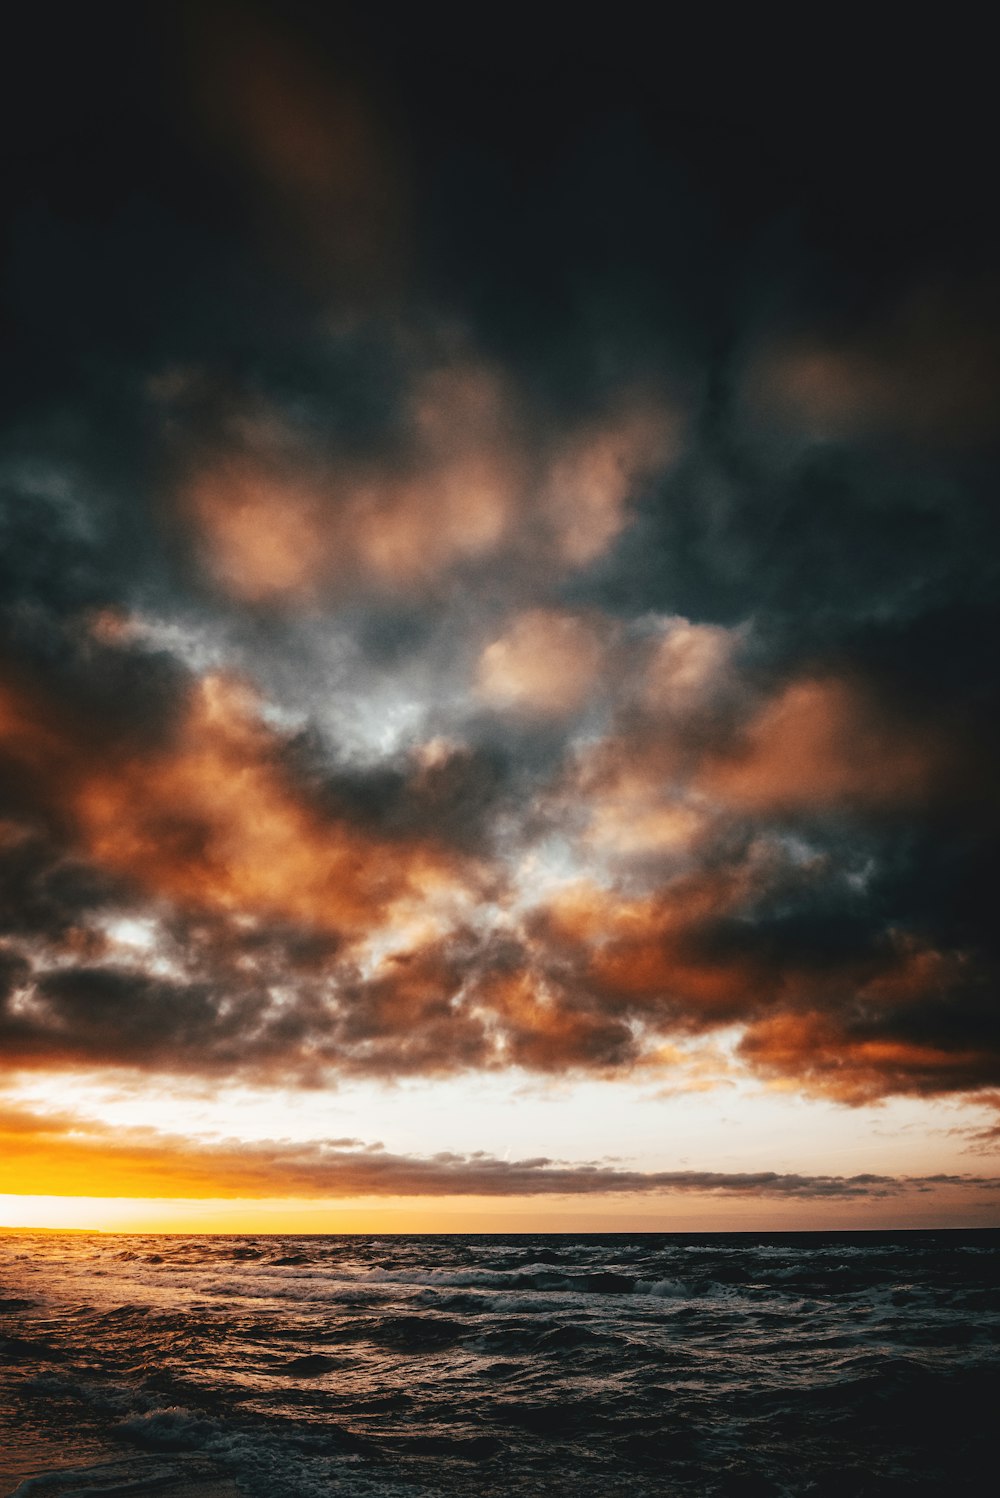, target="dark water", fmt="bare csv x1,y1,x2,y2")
2,1232,998,1496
